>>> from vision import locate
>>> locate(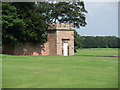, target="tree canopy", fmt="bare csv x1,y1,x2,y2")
38,2,87,28
2,2,87,46
2,2,47,45
76,36,119,48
